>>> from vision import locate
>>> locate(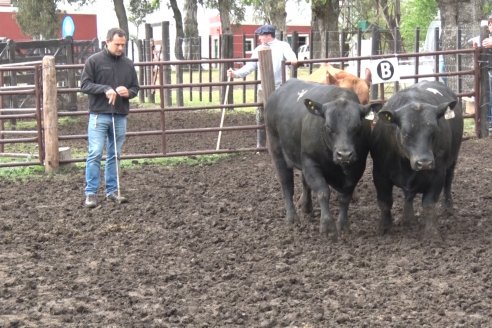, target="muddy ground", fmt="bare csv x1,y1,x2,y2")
0,109,491,327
